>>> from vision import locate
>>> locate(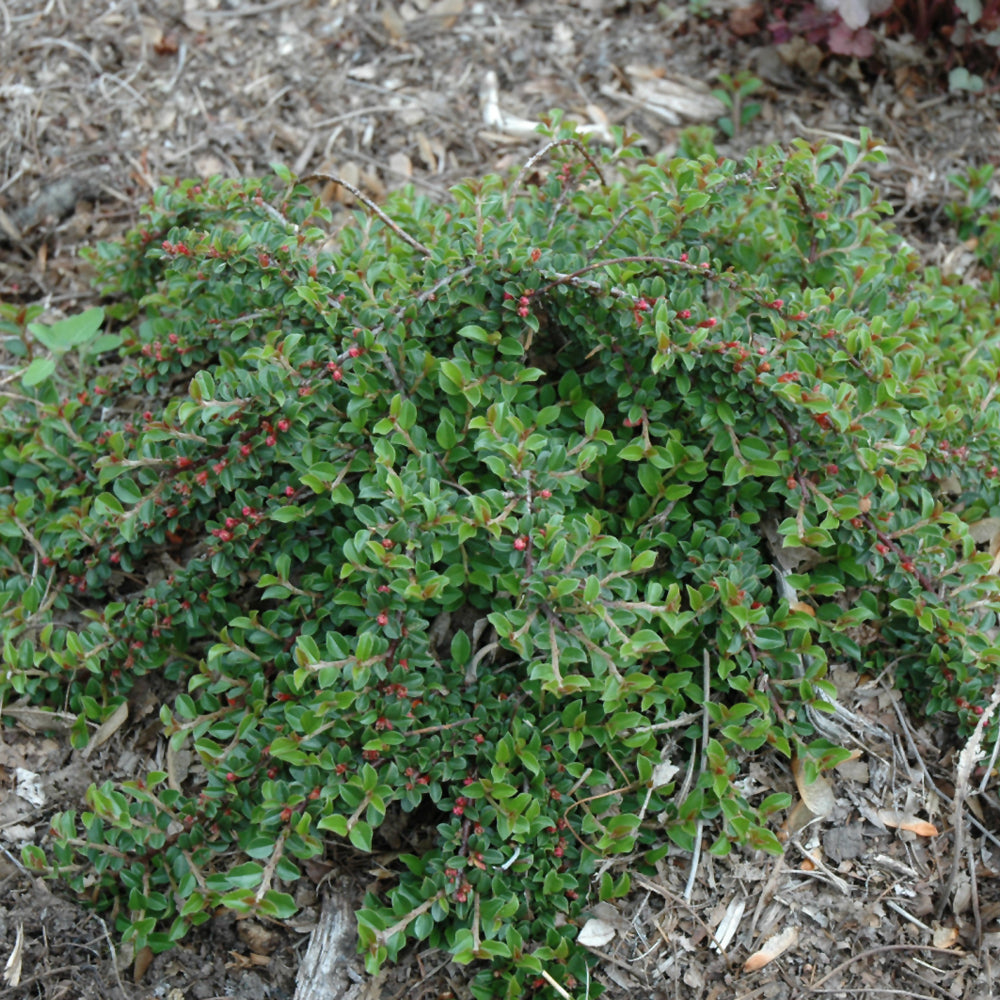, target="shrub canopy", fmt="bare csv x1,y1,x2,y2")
3,128,1000,997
